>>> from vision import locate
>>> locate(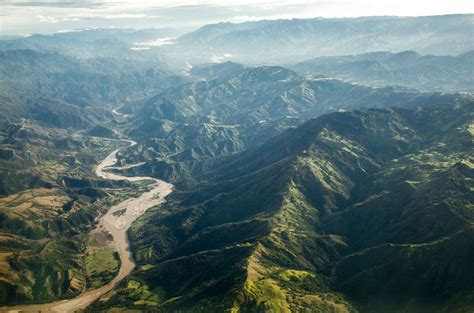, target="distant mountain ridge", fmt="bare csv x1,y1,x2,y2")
292,50,474,93
0,49,179,107
2,15,471,66
0,28,179,60
159,14,474,65
0,49,188,130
